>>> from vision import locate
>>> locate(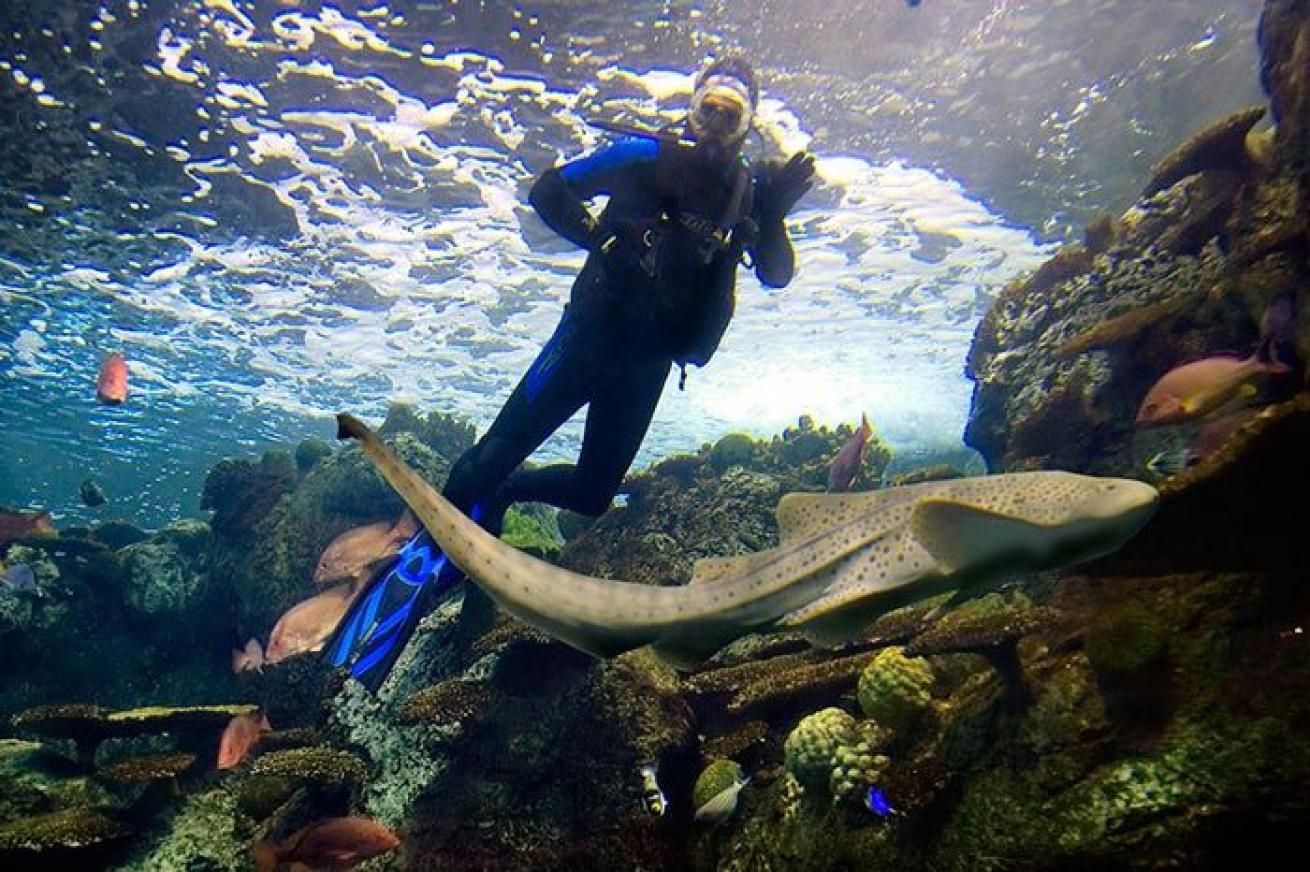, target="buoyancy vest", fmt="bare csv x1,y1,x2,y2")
589,138,755,371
